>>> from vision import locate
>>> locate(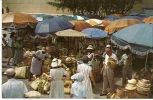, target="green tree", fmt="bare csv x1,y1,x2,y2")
47,0,143,16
